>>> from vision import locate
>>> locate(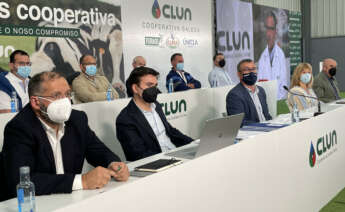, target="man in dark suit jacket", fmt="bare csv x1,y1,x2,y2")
2,71,129,199
117,67,193,161
226,59,272,125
